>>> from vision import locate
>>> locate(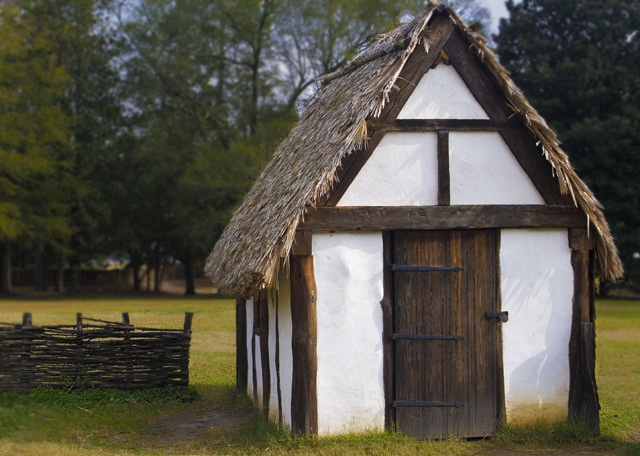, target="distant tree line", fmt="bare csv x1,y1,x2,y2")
1,0,637,294
1,0,456,294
